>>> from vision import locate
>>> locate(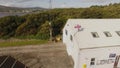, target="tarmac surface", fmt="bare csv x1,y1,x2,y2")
0,42,73,68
